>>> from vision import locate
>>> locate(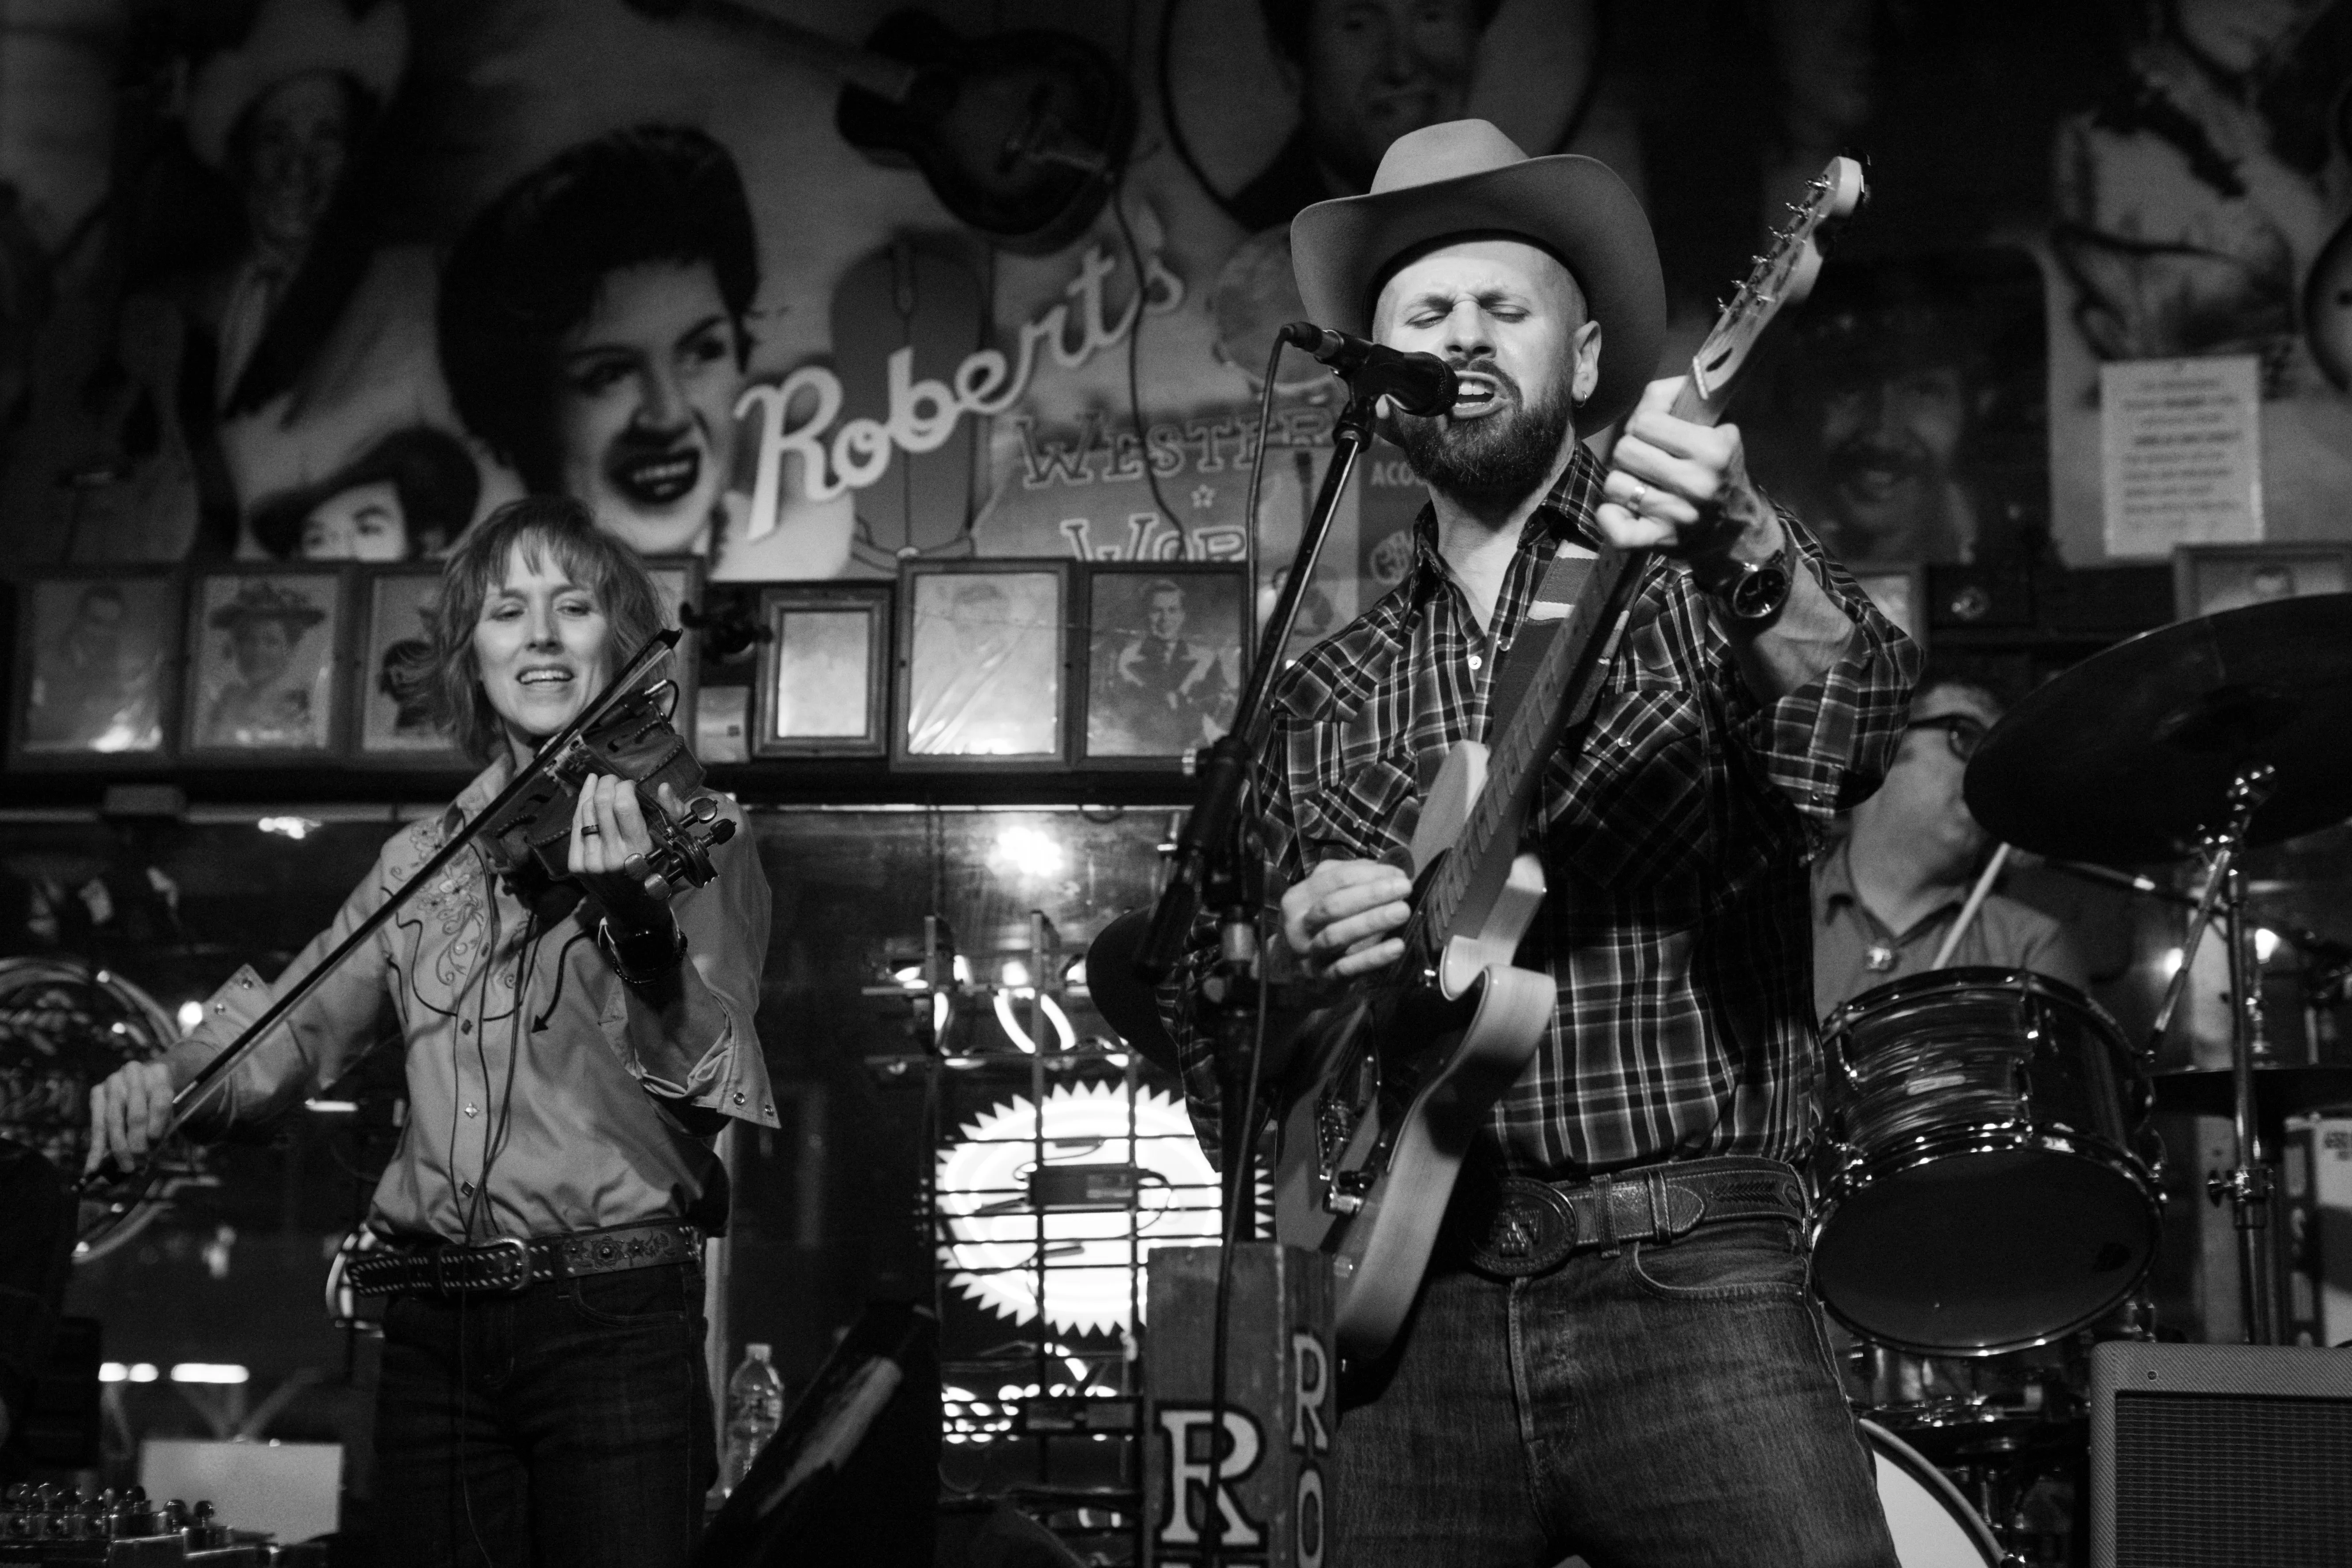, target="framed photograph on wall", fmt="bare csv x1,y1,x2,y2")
1849,565,1926,648
7,570,182,769
1077,564,1247,768
2173,544,2352,621
355,569,467,765
752,584,891,757
180,568,349,760
642,556,705,744
894,562,1069,769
